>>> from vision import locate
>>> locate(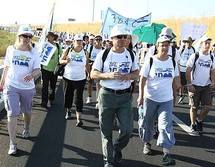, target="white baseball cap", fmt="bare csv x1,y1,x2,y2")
156,36,170,44
74,34,83,41
110,24,132,38
199,35,212,42
17,25,34,36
